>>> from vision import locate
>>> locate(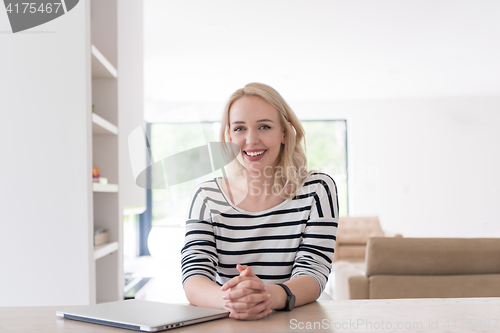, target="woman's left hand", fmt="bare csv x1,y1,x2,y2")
221,264,272,320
